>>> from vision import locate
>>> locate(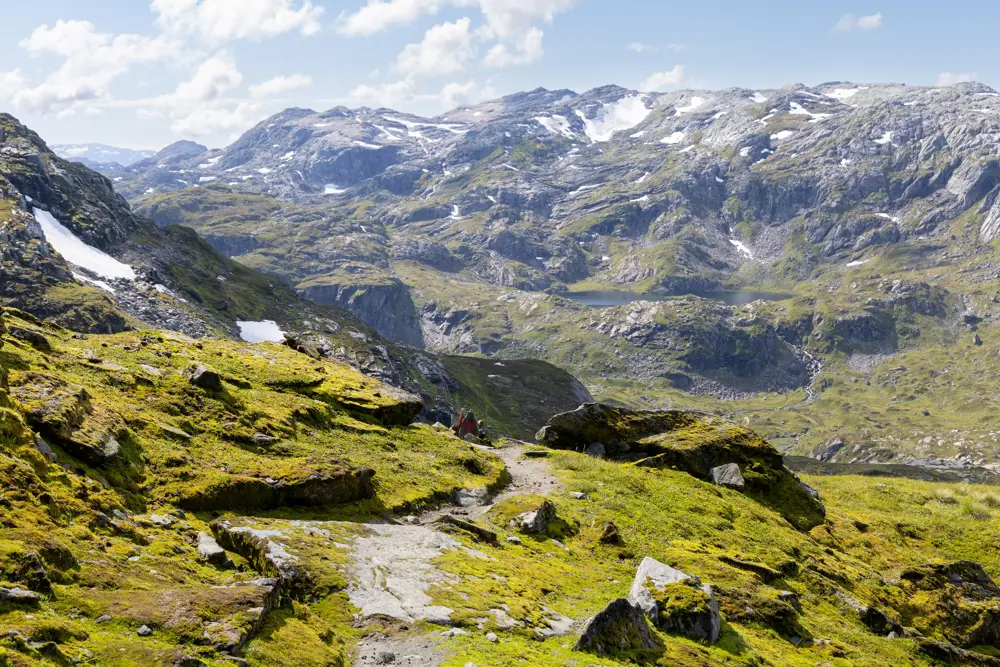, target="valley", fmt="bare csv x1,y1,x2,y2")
122,81,1000,469
4,77,1000,666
